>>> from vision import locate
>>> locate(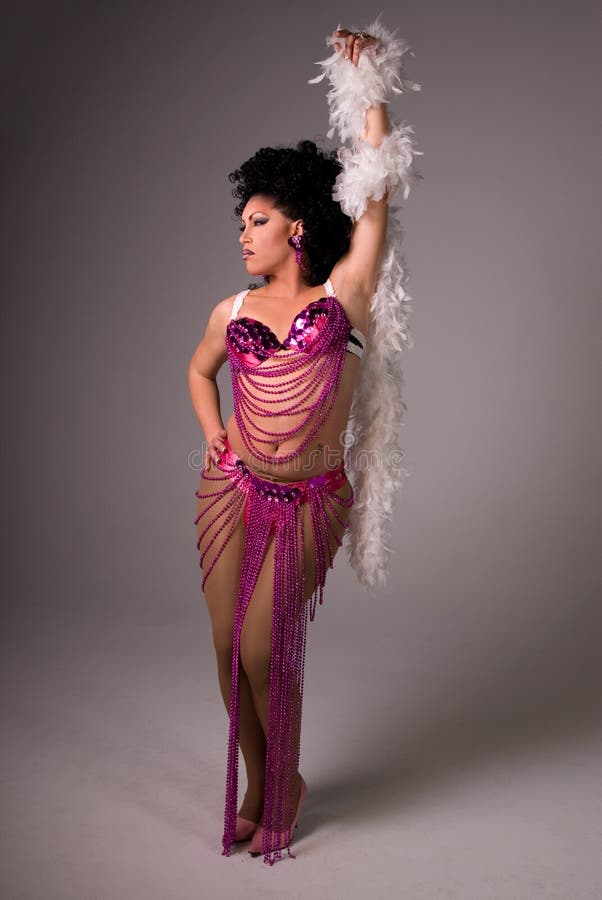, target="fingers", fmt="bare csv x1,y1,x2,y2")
333,28,354,61
215,428,227,462
206,428,228,469
333,28,377,67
